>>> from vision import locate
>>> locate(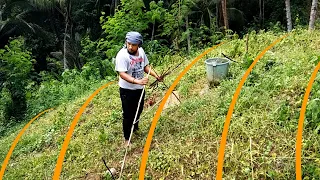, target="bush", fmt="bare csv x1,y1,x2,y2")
0,37,32,122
